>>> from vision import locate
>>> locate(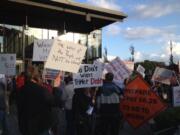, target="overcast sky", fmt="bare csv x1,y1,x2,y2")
74,0,180,63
